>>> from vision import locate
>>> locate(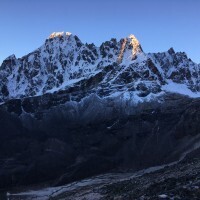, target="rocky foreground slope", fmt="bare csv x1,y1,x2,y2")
0,32,200,191
100,157,200,200
6,152,200,200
